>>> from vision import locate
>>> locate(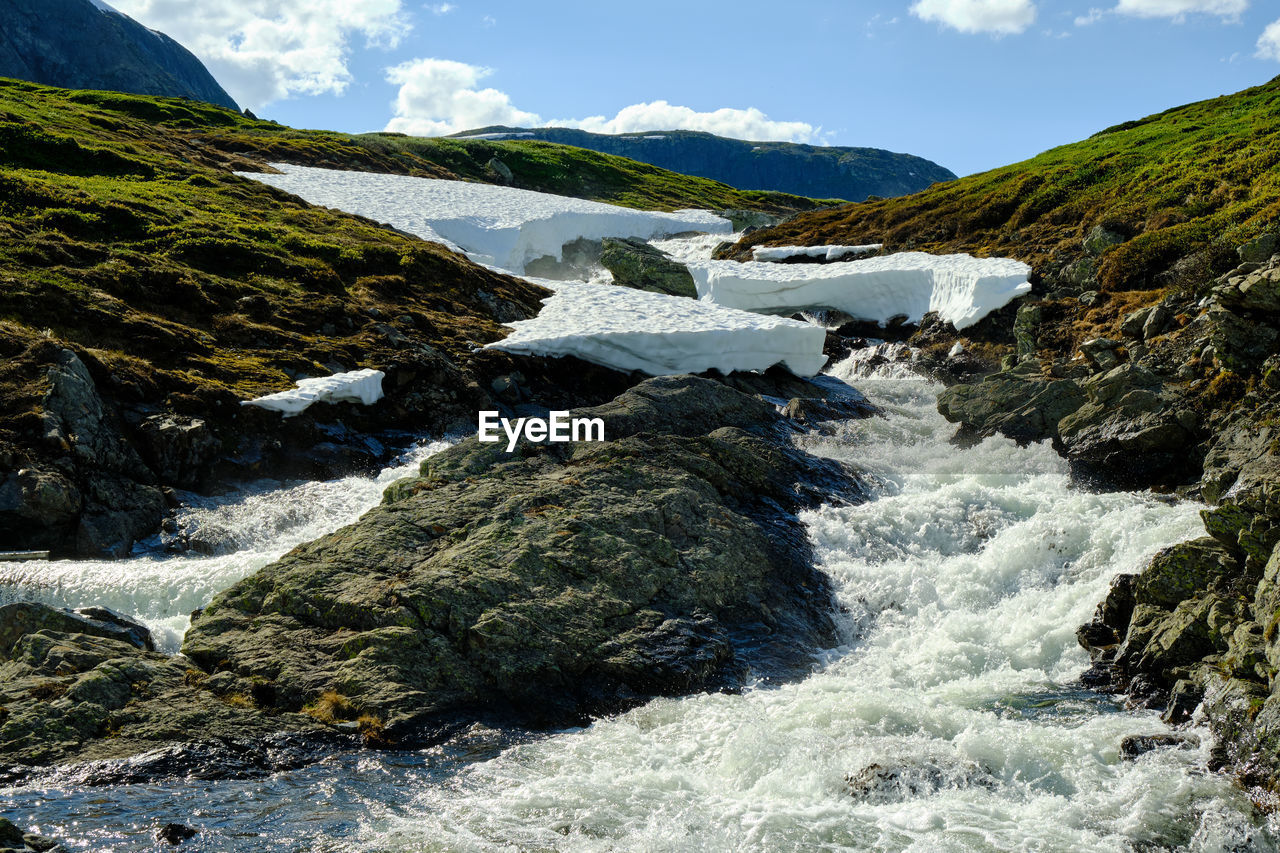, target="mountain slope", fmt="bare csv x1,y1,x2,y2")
0,0,239,110
450,126,956,202
733,77,1280,294
0,78,837,557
